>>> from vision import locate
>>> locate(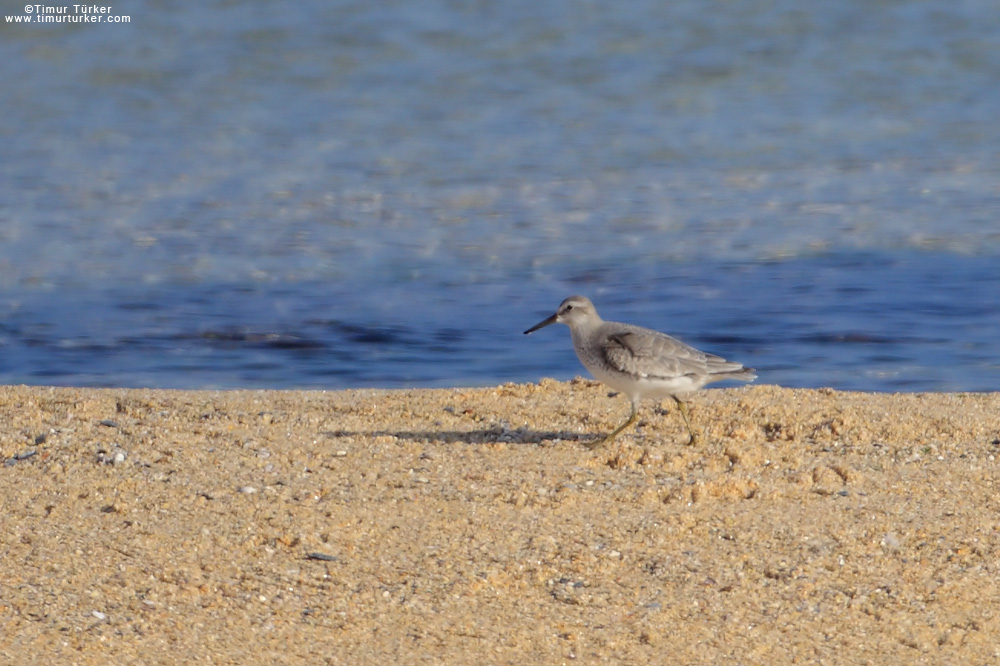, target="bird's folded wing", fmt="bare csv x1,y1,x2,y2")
602,330,706,379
